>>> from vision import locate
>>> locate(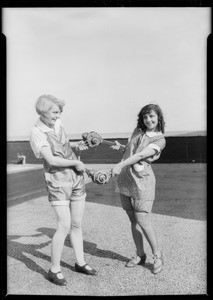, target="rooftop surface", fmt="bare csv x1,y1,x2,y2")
6,163,207,296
